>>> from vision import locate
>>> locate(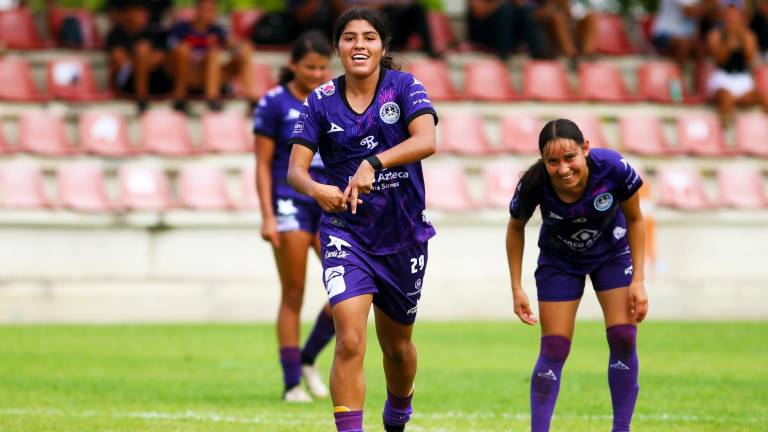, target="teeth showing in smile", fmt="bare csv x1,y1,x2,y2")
352,55,368,60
